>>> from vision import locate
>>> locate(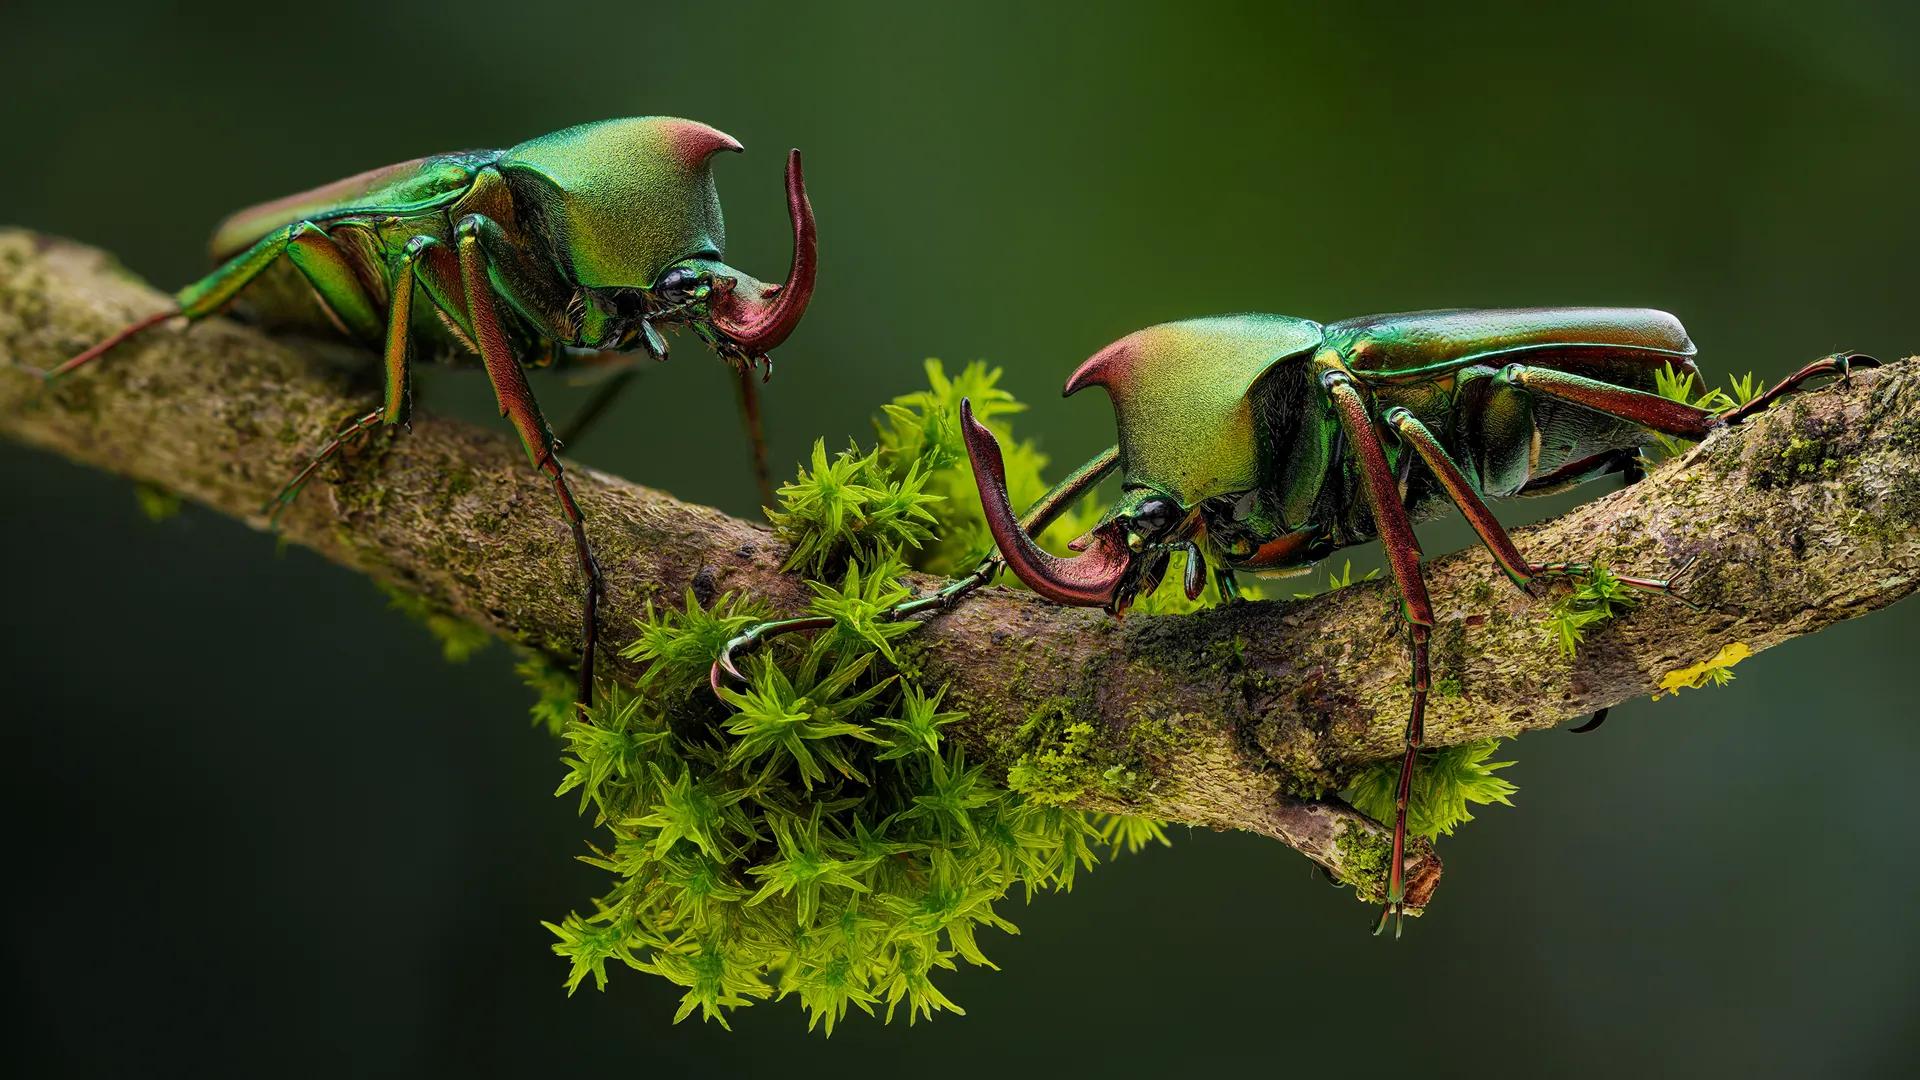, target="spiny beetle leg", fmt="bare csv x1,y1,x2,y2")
1503,364,1719,440
1323,368,1432,937
457,215,602,707
1718,352,1879,425
708,442,1123,701
262,407,388,526
1503,353,1878,443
